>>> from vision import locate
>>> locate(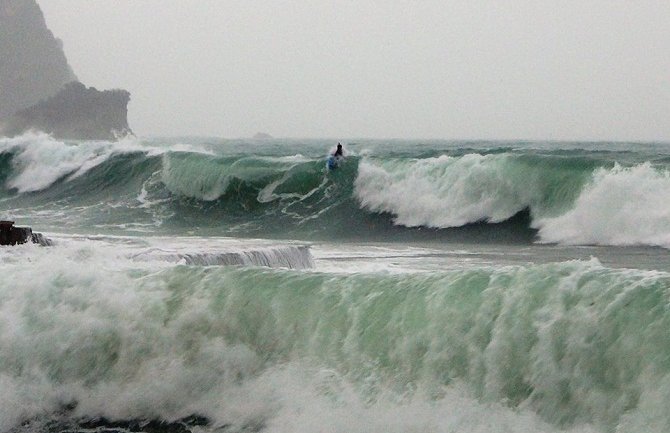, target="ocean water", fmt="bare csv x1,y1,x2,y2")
1,133,670,433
